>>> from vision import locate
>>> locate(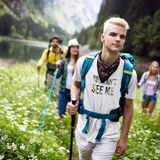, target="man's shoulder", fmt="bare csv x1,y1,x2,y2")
43,48,49,54
78,55,87,63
